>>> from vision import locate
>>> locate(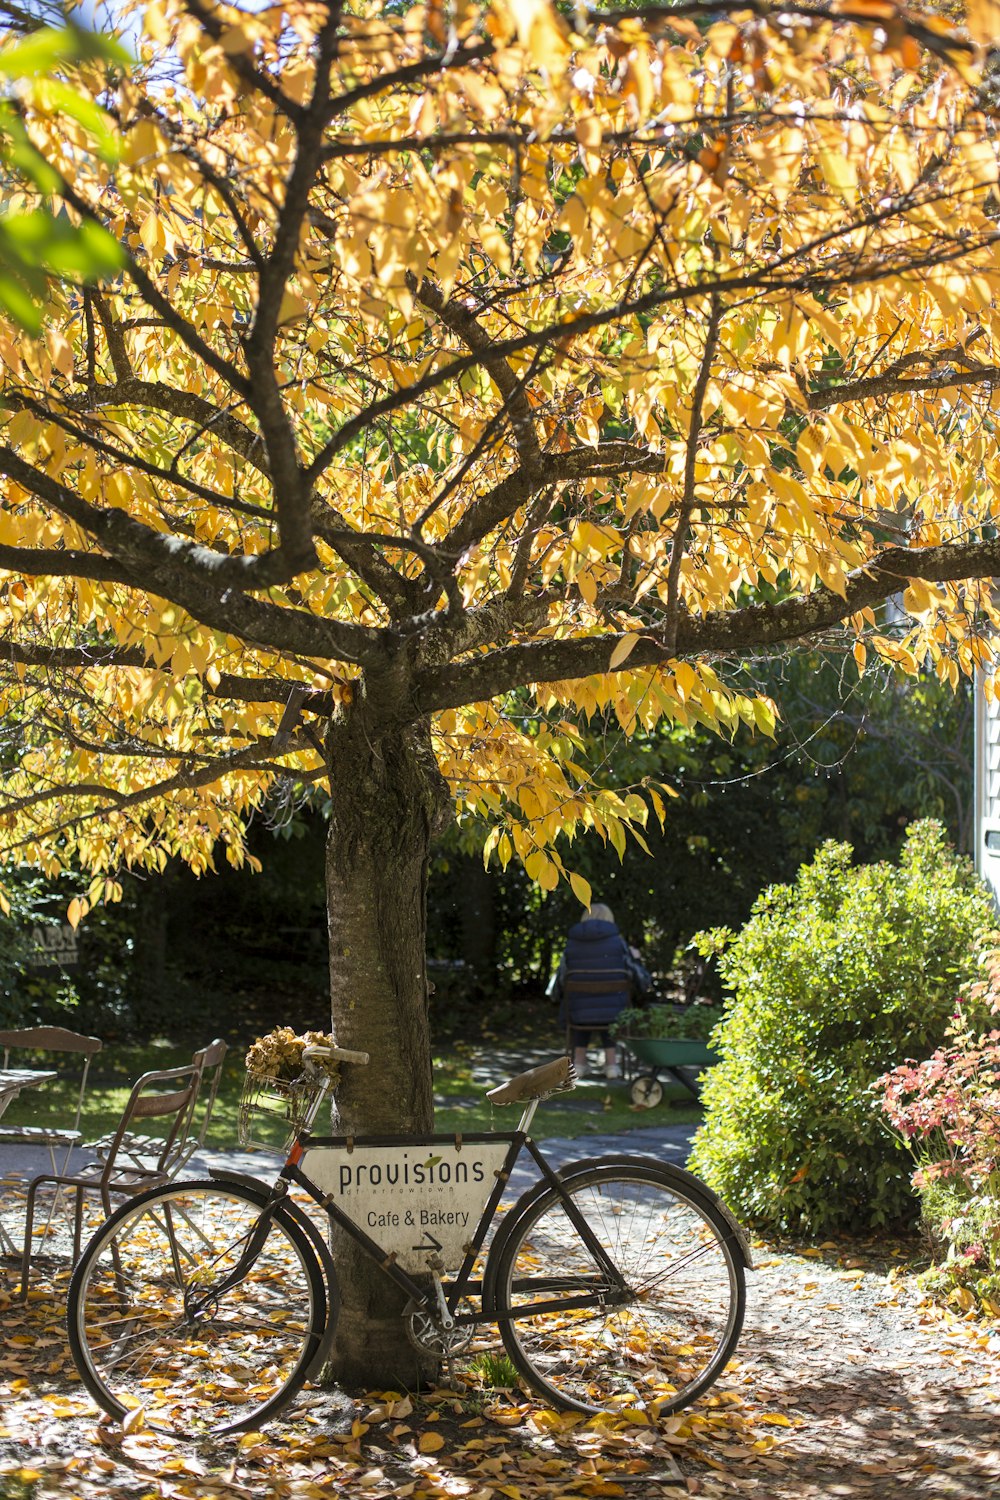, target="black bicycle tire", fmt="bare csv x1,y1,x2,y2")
487,1159,746,1417
67,1178,327,1436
